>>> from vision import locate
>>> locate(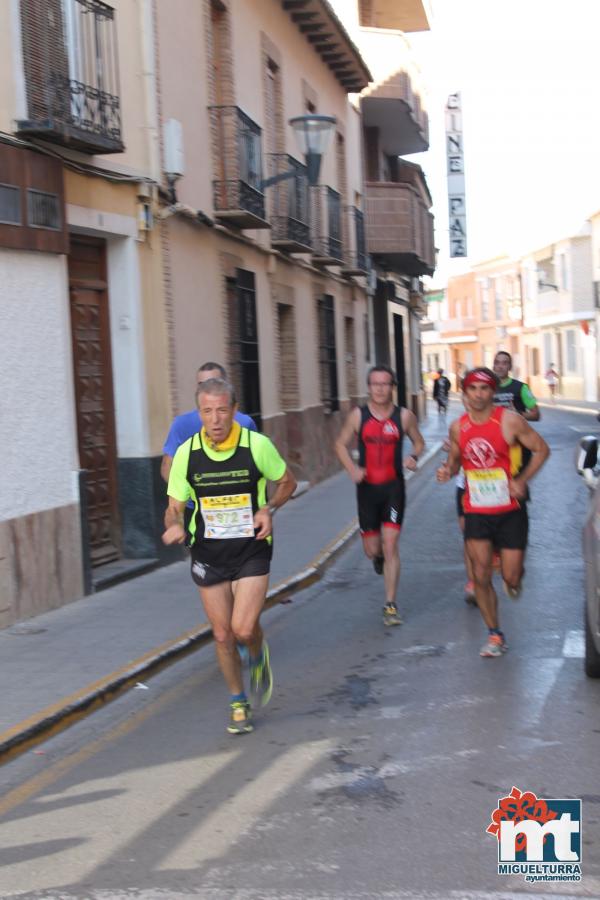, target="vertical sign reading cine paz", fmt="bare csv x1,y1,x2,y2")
446,92,467,258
